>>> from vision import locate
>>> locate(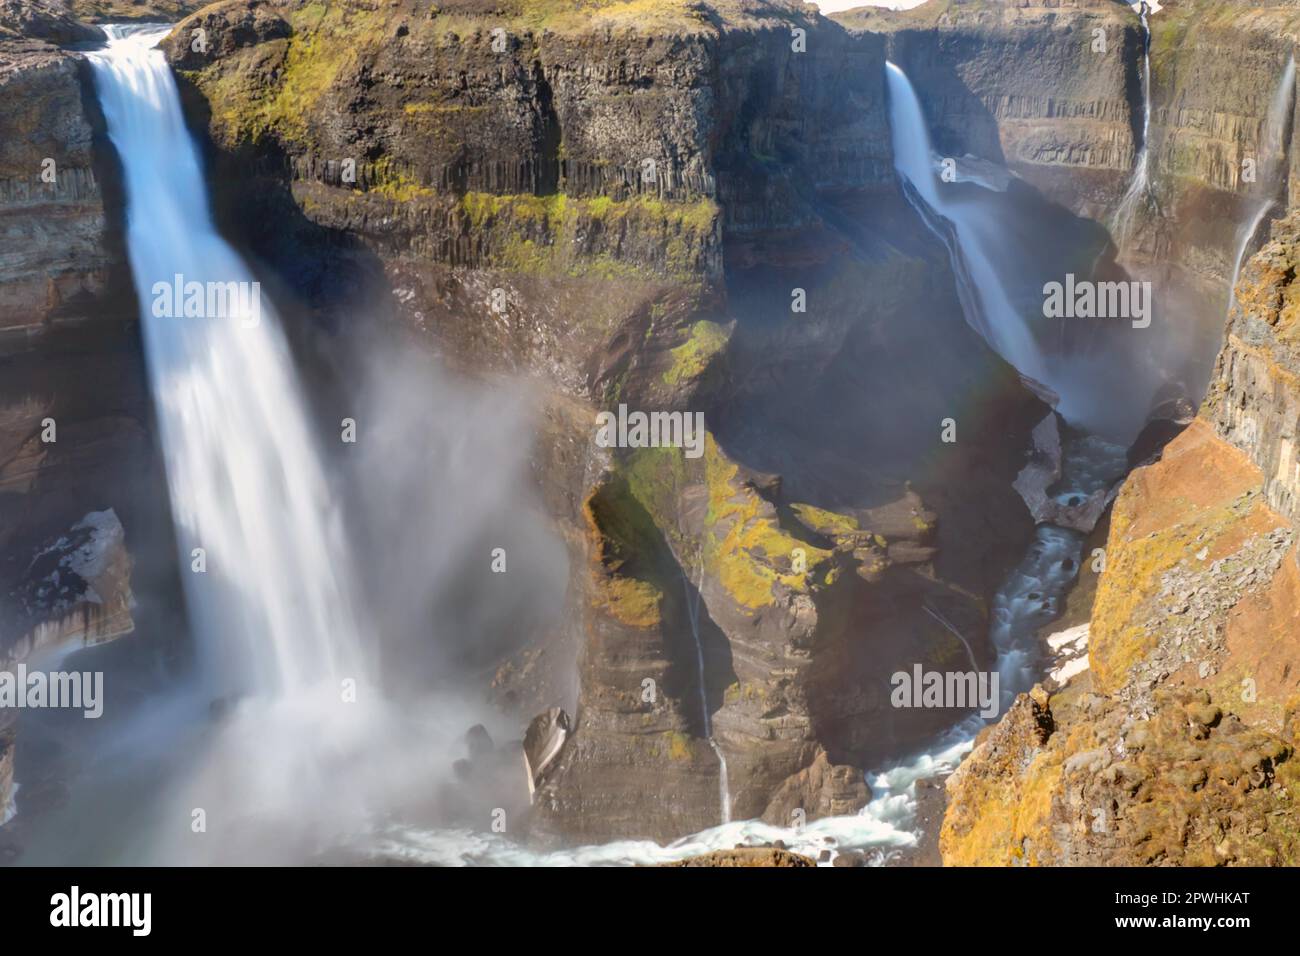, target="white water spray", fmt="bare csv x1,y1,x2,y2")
87,27,364,697
1227,56,1296,314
